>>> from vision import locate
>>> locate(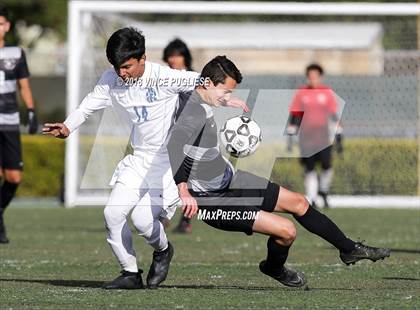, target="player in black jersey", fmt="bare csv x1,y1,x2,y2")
167,56,390,287
0,6,38,244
